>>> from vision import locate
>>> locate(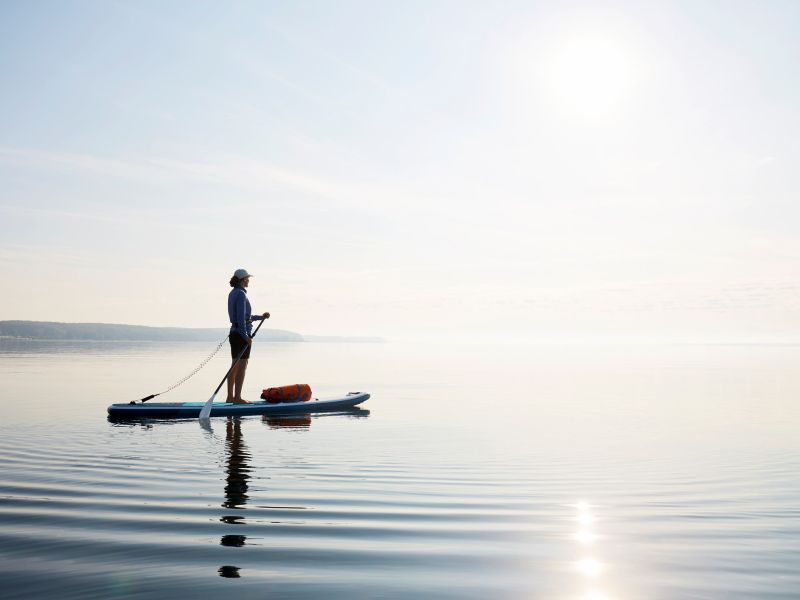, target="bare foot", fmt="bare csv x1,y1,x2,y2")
229,398,250,404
